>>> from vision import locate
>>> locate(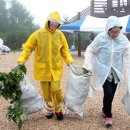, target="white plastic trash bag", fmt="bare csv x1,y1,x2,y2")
20,76,44,115
64,64,91,117
122,91,130,115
